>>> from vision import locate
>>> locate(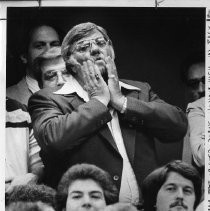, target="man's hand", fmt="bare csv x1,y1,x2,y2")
5,173,38,194
68,55,110,106
83,60,110,106
105,56,125,111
